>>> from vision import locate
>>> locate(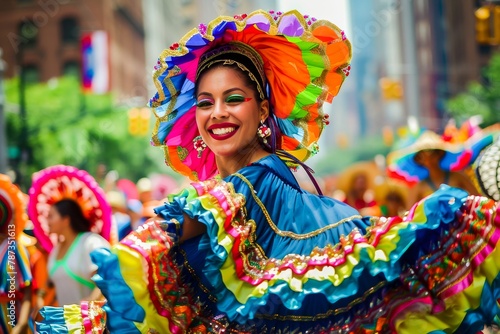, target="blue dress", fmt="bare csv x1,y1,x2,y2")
37,154,500,333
